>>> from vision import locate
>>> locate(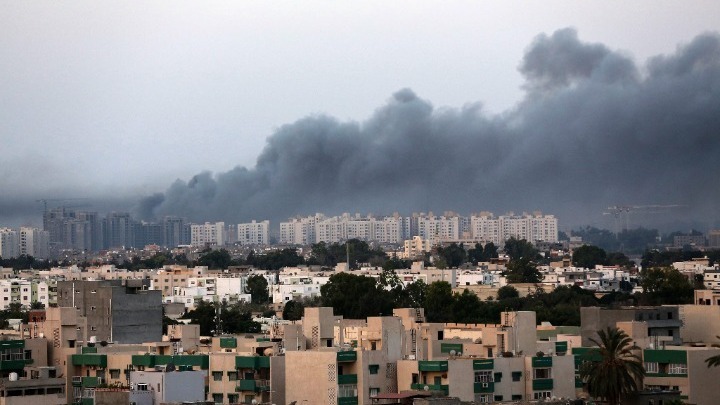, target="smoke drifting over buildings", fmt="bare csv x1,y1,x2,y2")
137,29,720,227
